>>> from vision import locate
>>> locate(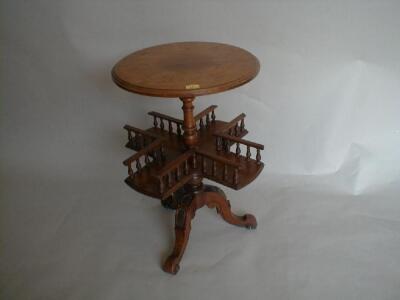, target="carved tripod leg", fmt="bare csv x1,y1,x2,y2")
203,186,257,229
163,204,196,274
